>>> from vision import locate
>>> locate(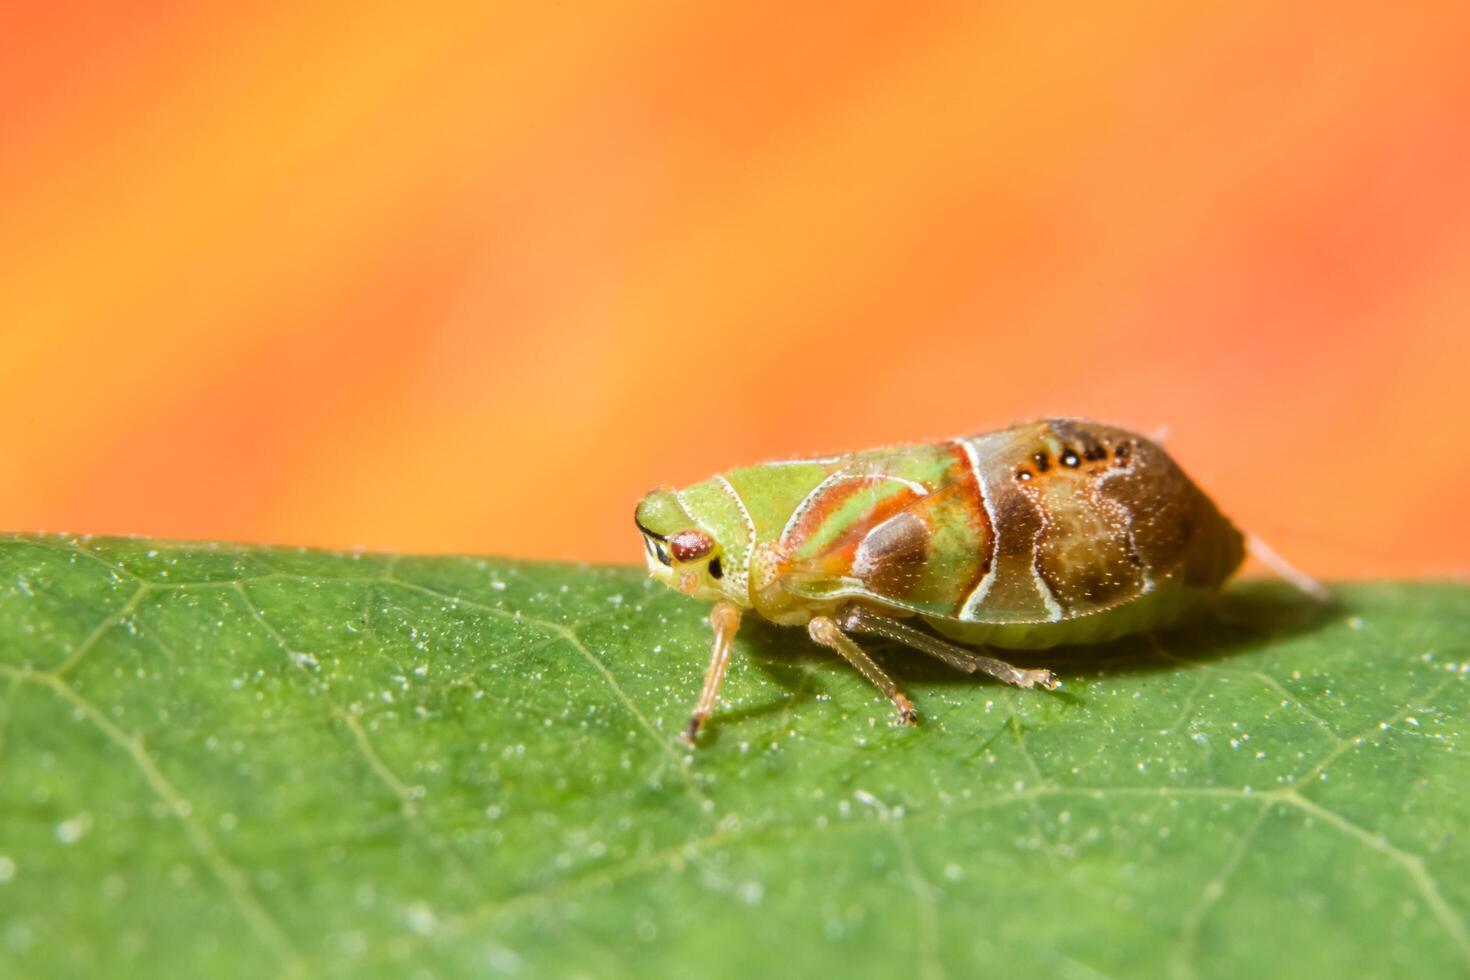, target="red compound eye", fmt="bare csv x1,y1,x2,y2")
669,530,714,563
